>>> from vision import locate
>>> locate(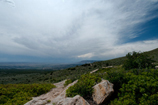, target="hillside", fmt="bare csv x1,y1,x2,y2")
93,48,158,67
144,48,158,62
